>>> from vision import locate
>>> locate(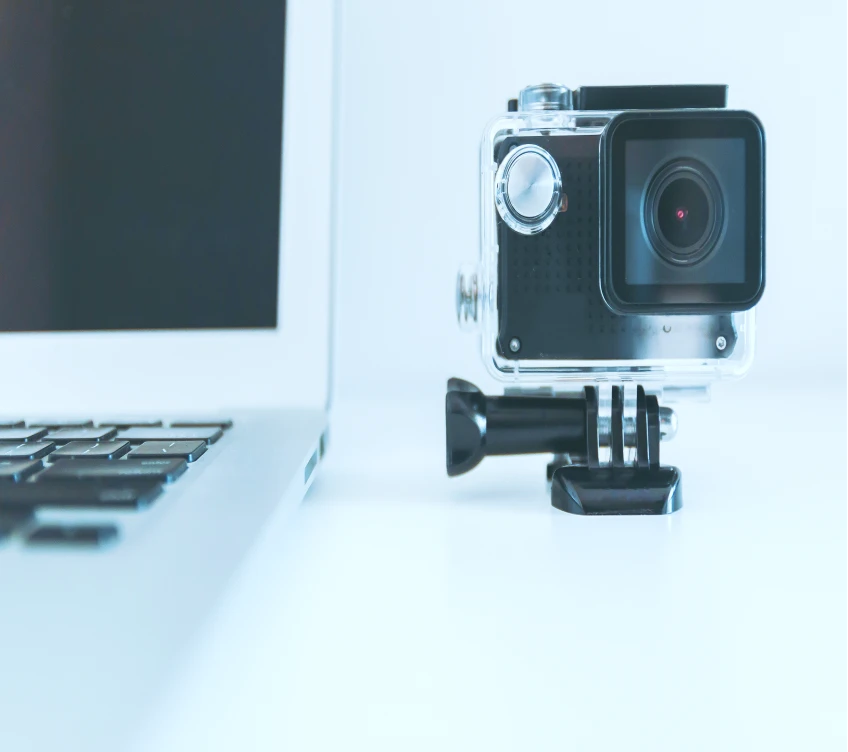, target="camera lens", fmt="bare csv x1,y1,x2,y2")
644,159,723,266
657,178,709,249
